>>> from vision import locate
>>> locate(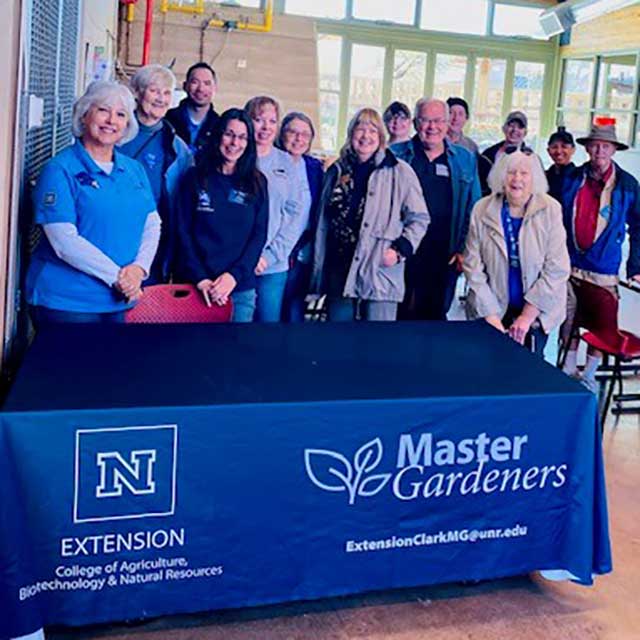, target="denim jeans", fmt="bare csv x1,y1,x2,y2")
327,298,397,322
255,271,288,322
281,260,311,323
30,305,126,327
231,289,256,323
